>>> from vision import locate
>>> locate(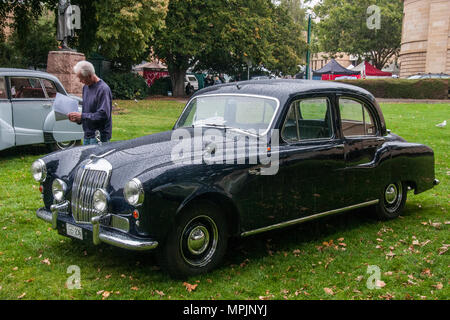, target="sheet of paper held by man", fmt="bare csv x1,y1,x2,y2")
52,93,79,121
